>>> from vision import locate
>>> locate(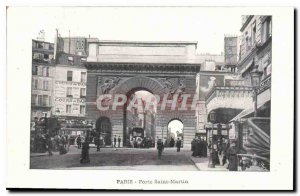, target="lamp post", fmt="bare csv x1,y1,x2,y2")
206,122,214,168
250,65,263,117
208,110,217,168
